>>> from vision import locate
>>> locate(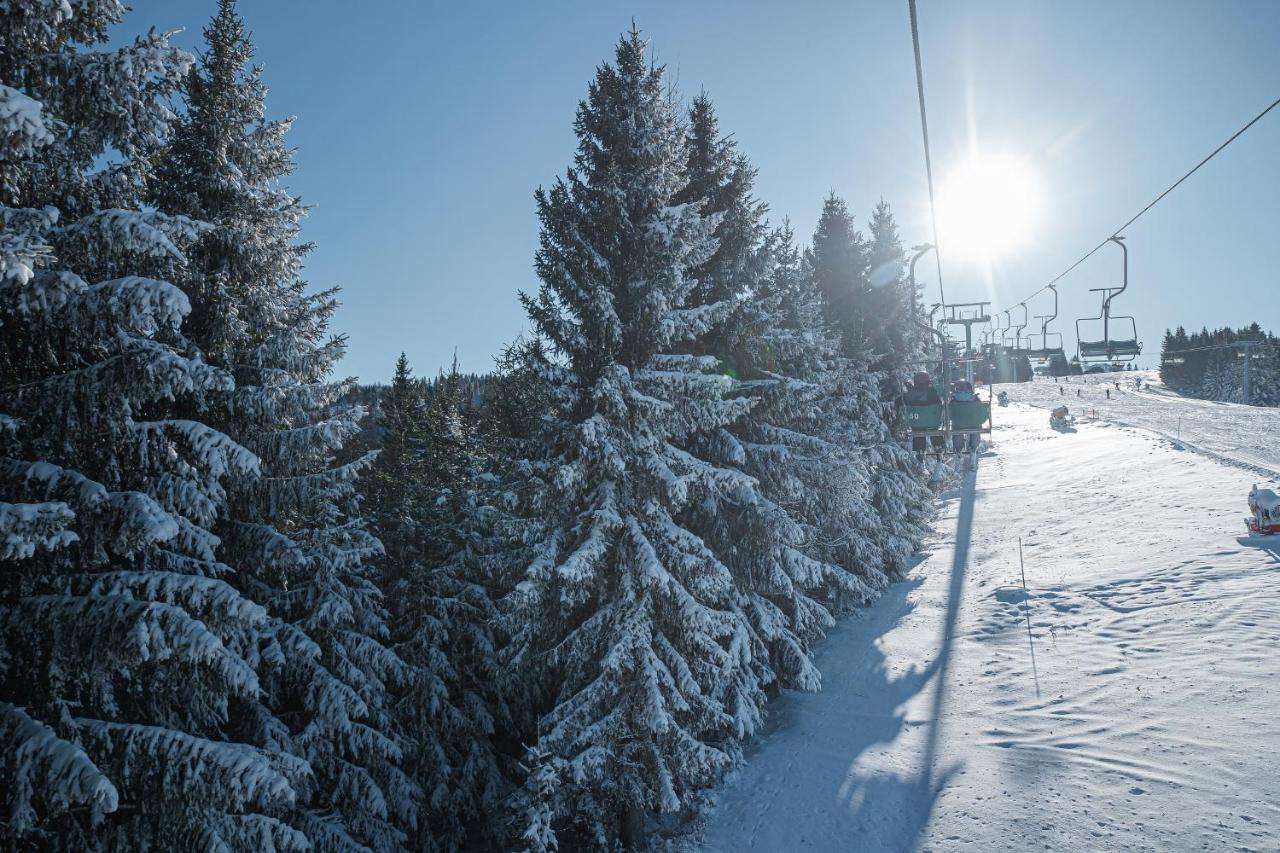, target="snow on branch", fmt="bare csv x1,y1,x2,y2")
1,703,120,833
0,85,55,158
7,594,260,697
59,210,209,267
74,718,306,813
0,500,77,560
130,419,260,480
